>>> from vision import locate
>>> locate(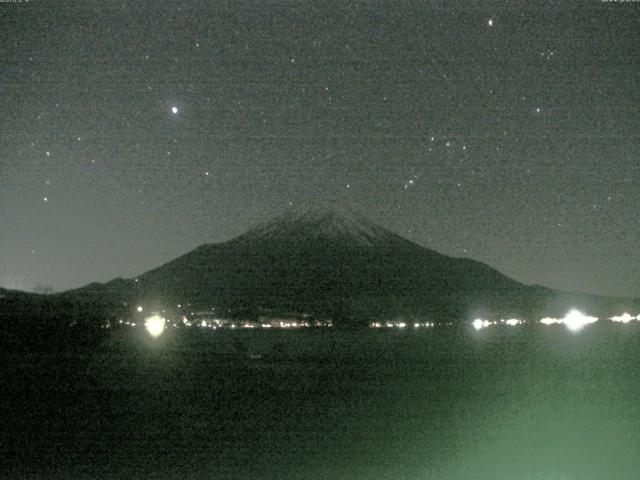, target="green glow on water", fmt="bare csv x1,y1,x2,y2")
6,324,640,479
